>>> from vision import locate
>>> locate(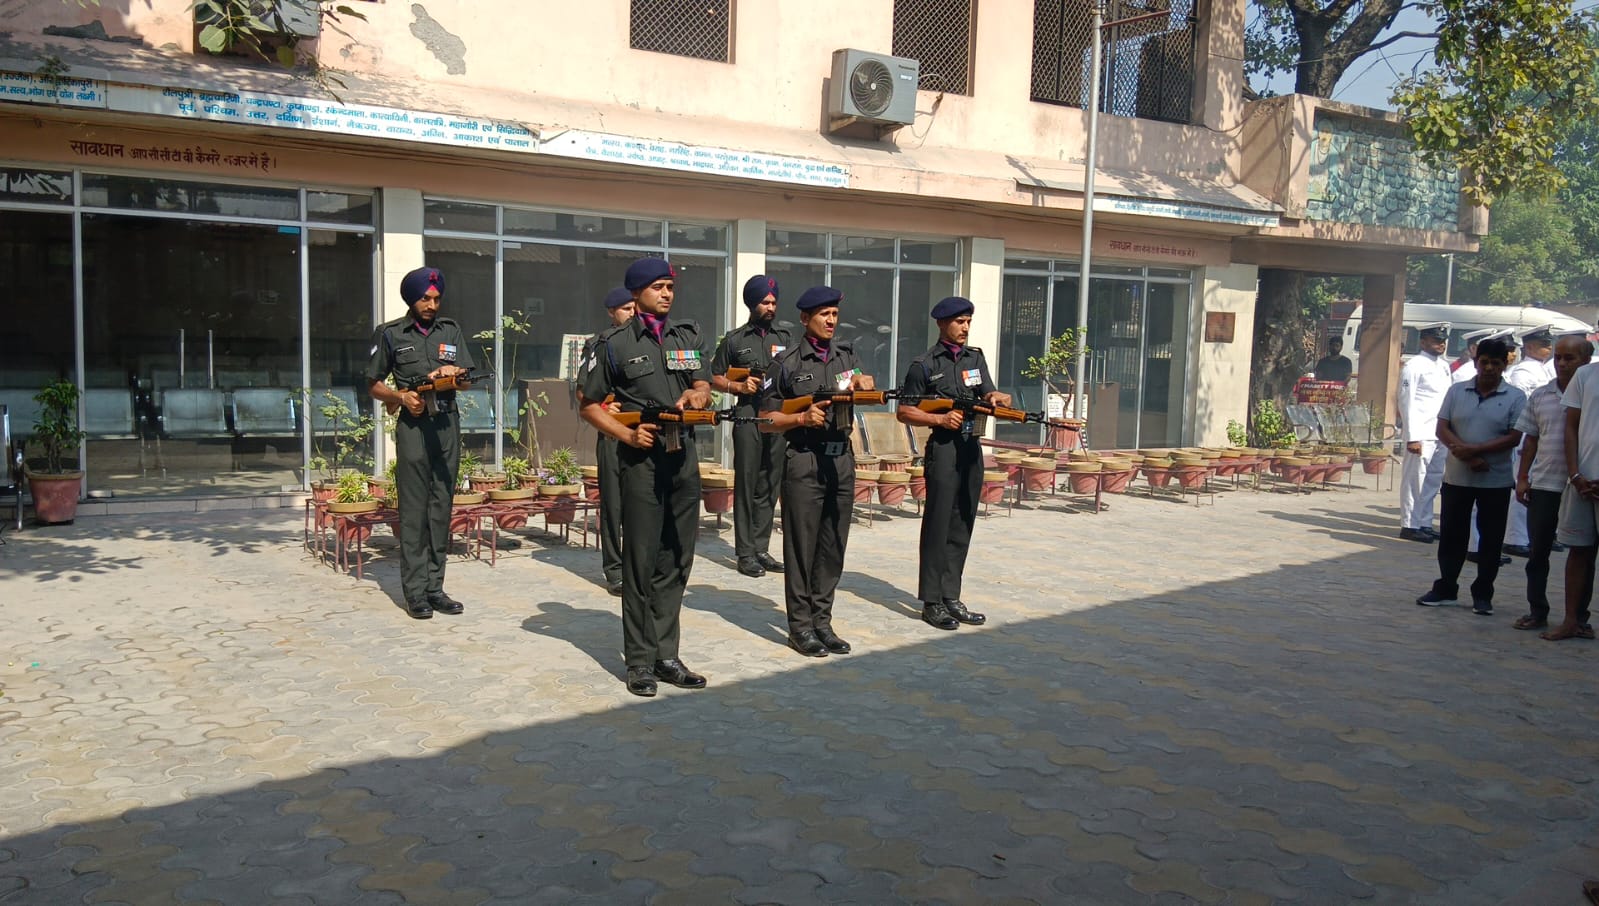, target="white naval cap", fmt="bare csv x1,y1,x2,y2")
1514,323,1557,346
1459,327,1496,344
1416,321,1451,339
1555,326,1593,339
